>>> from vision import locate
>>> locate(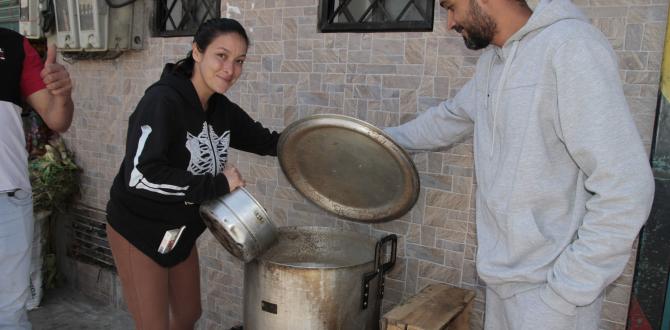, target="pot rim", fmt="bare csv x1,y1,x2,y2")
254,226,377,269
